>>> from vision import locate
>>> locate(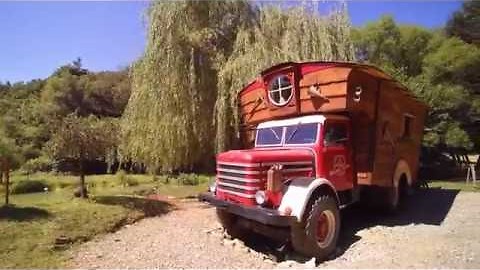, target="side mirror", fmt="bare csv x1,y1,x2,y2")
335,137,348,144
